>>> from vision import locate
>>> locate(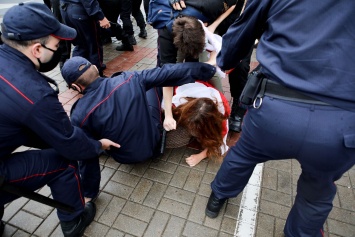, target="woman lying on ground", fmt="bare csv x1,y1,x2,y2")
162,80,230,167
